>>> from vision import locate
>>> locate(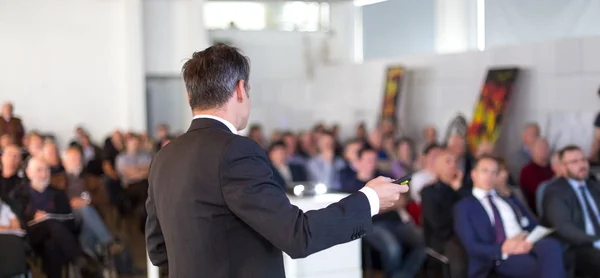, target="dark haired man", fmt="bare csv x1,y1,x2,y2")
542,145,600,277
145,44,407,278
455,155,565,278
340,145,388,193
267,141,307,189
